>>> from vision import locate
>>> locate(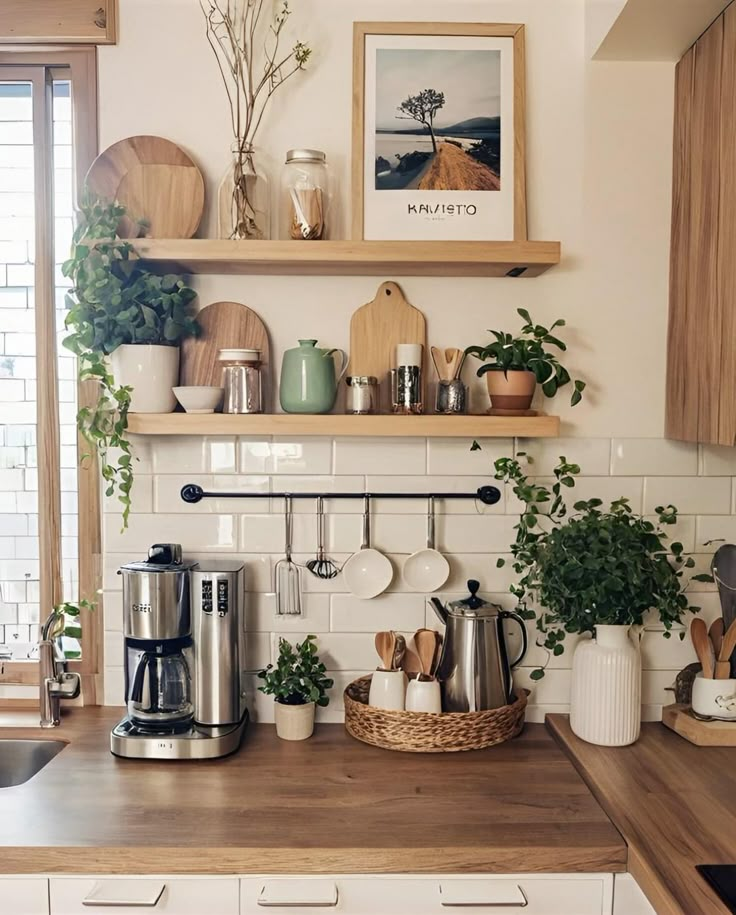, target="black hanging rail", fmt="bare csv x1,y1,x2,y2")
180,484,501,506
